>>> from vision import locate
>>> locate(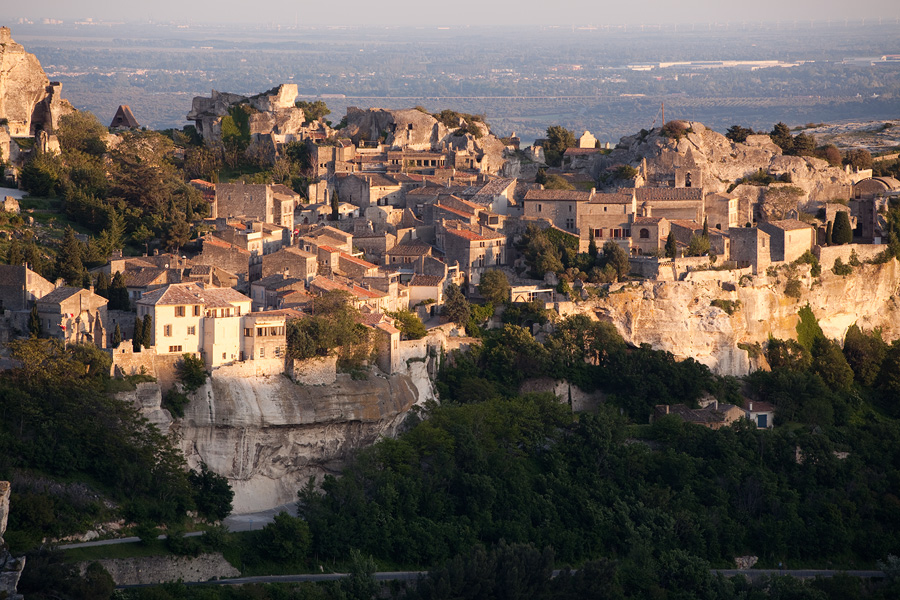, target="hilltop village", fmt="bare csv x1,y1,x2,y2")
1,23,899,390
